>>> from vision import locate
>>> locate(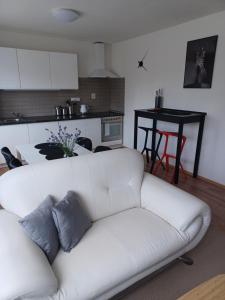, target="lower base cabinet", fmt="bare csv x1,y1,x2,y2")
0,118,102,165
84,119,102,148
58,119,101,148
0,124,29,164
28,122,59,145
